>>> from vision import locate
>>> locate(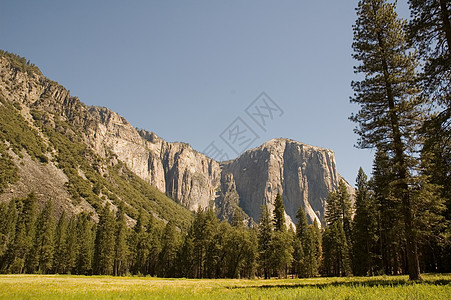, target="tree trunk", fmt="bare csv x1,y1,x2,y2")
378,31,422,280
